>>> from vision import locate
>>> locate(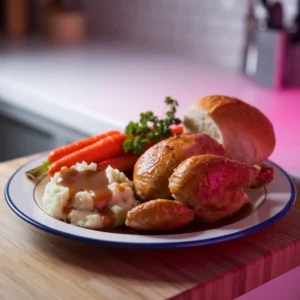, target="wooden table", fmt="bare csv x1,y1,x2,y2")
1,155,300,300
